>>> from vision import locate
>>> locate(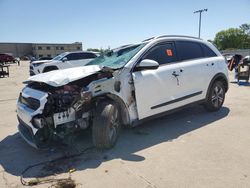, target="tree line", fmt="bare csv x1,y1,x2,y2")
213,23,250,50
